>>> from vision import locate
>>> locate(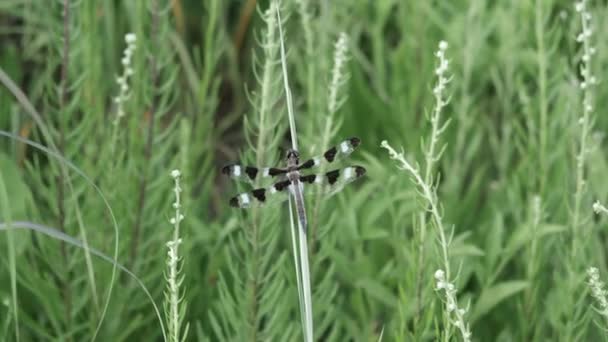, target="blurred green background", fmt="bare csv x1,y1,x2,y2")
1,0,608,341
